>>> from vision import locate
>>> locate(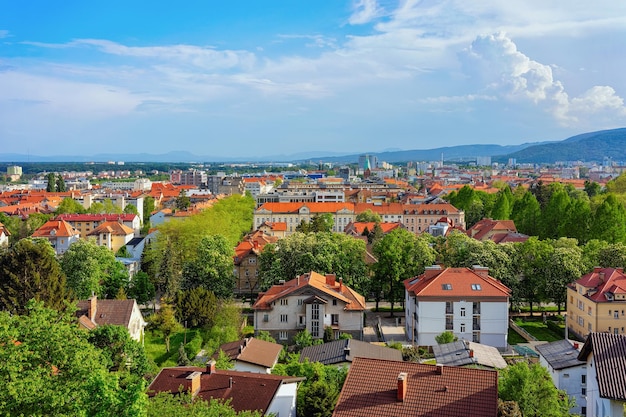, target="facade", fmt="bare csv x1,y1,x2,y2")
404,265,511,349
87,220,136,252
76,296,147,342
467,218,528,243
253,271,366,343
333,357,498,417
536,339,586,416
578,333,626,417
31,219,80,255
0,222,10,247
170,169,207,187
148,361,302,417
567,267,626,340
233,230,278,294
56,213,141,238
